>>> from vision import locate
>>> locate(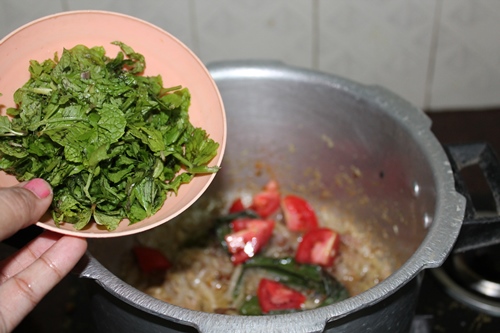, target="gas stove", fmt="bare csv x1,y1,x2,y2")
413,251,500,332
410,111,500,333
413,227,500,333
